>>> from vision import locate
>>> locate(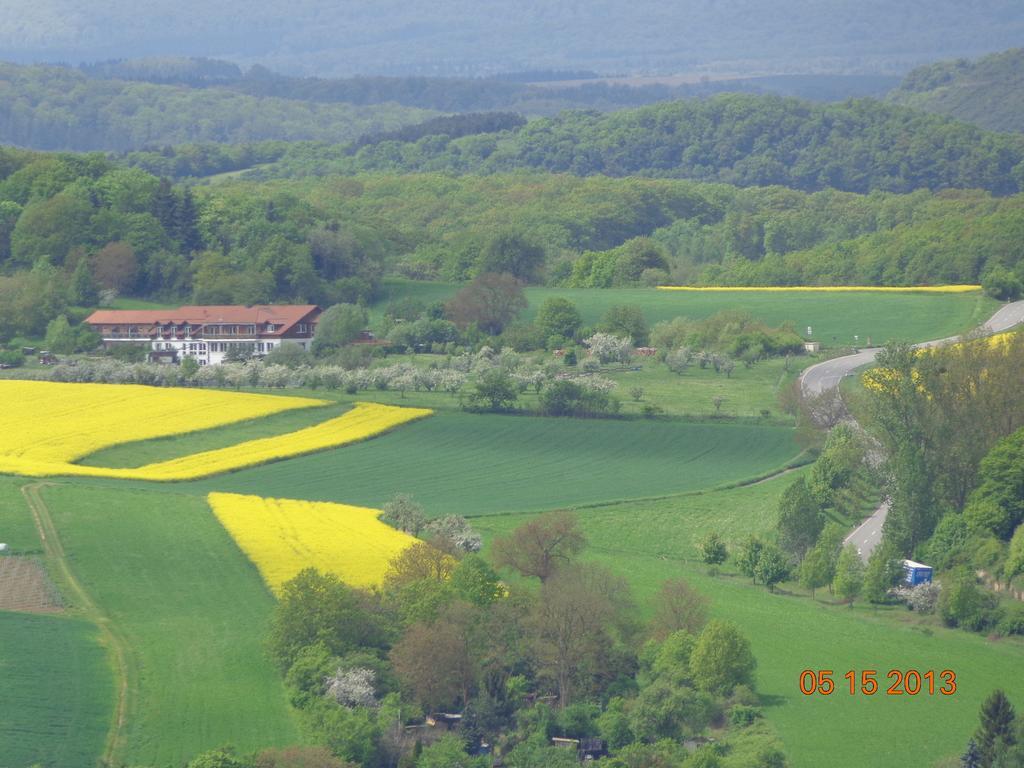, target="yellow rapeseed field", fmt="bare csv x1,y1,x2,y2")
208,492,417,592
657,285,981,293
0,380,324,463
0,383,432,481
